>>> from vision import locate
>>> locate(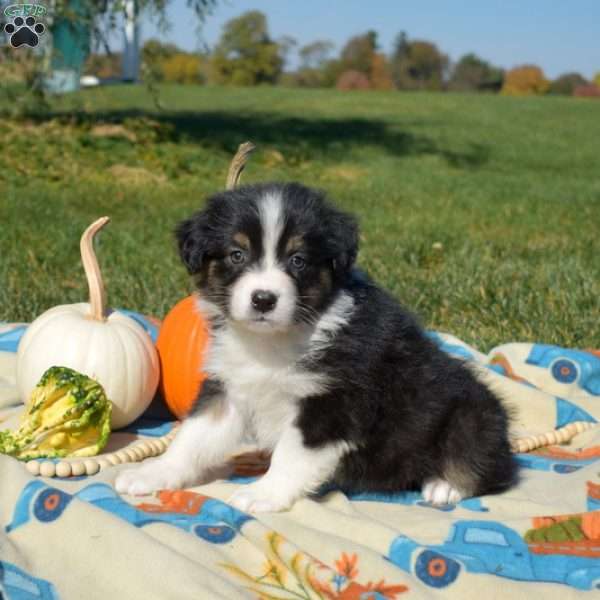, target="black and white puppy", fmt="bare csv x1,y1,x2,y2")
116,182,517,512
